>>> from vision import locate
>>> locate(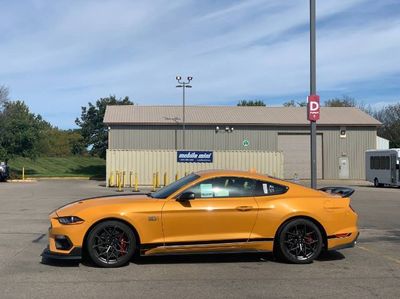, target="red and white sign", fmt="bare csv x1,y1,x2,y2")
307,95,320,121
